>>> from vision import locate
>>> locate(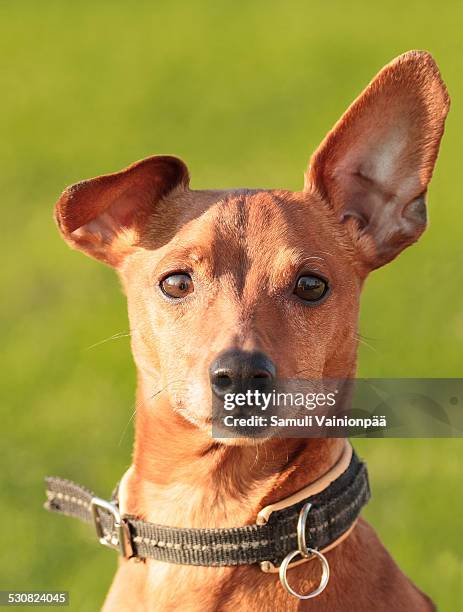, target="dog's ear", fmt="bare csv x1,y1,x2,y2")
55,155,190,266
305,51,450,271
